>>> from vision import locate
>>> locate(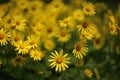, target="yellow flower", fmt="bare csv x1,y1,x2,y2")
109,23,118,35
56,28,71,42
77,21,95,34
30,49,45,61
93,36,105,50
15,40,31,54
11,56,27,67
72,9,85,21
82,2,95,16
11,15,26,31
0,28,10,46
73,39,88,59
59,16,72,27
43,39,55,51
48,50,70,72
26,34,40,49
84,68,93,78
10,30,24,46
